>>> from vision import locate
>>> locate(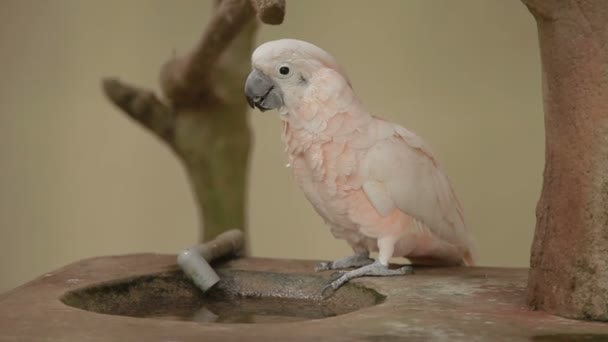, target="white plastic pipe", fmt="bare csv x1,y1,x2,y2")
177,229,244,292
